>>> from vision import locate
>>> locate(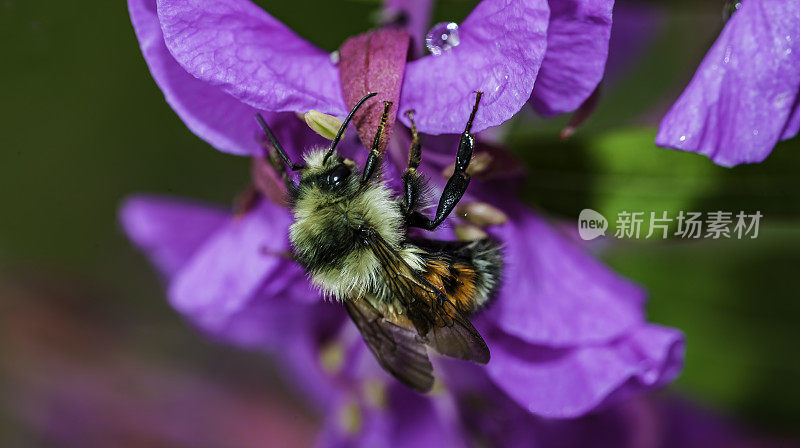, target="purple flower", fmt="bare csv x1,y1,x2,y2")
656,1,800,167
130,0,621,155
122,192,686,445
121,129,684,420
124,0,684,437
130,0,551,156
